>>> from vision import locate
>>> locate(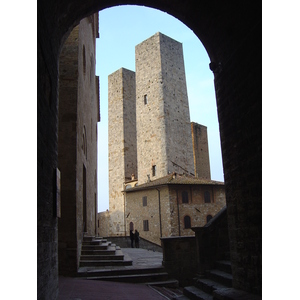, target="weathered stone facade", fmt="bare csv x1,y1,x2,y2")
125,173,226,245
136,33,194,183
57,14,99,276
